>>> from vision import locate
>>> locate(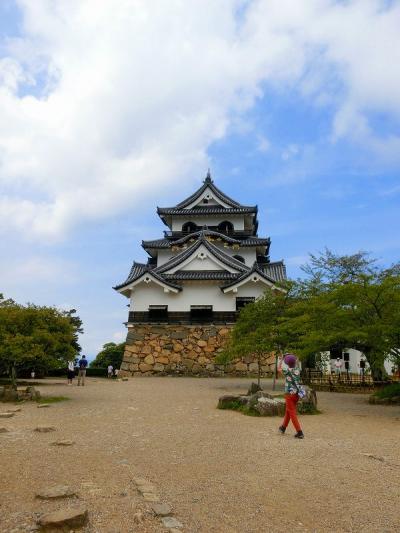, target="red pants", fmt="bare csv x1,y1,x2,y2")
282,394,301,432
